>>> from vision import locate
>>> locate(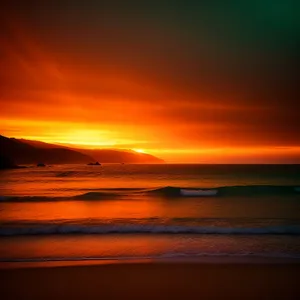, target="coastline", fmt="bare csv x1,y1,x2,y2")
1,261,299,299
1,255,300,269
